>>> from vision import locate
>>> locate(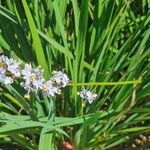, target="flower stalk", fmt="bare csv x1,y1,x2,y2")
67,80,142,86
